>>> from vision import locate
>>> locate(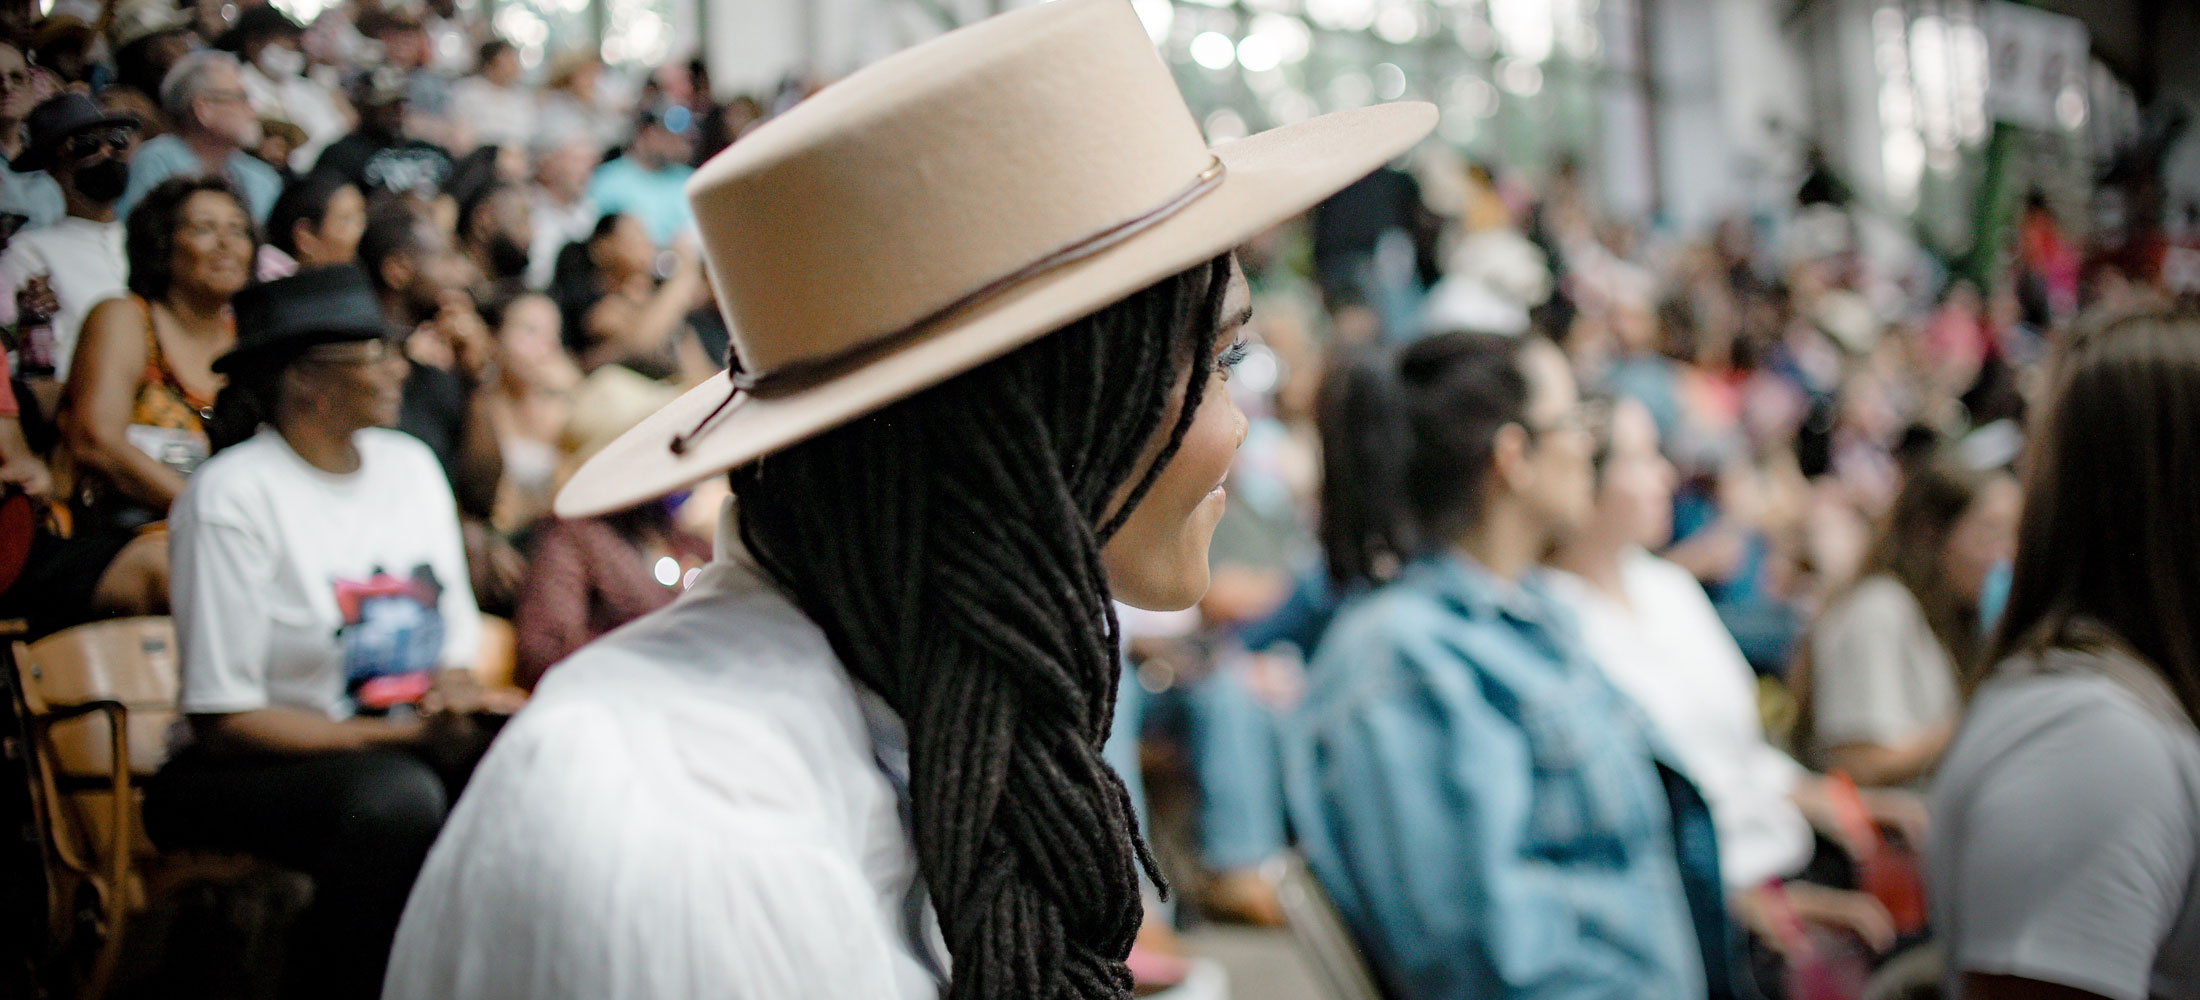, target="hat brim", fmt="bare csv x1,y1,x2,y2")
10,112,142,173
556,100,1437,518
211,324,392,373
